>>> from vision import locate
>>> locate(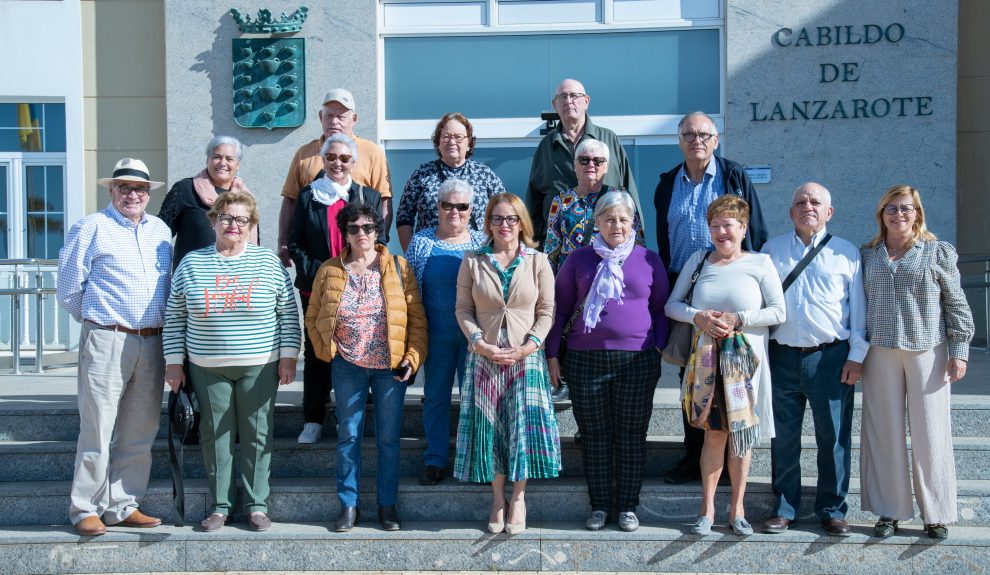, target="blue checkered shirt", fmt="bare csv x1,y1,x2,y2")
57,204,173,329
667,160,723,273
